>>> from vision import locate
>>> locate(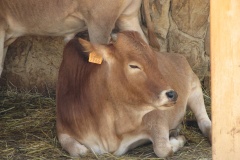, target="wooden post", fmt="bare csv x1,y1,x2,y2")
211,0,240,159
